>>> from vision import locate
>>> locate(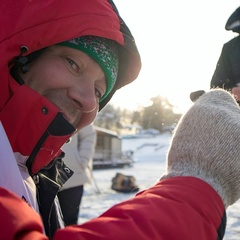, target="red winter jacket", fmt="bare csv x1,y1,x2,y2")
0,0,141,175
0,1,226,239
0,0,141,238
0,177,225,240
